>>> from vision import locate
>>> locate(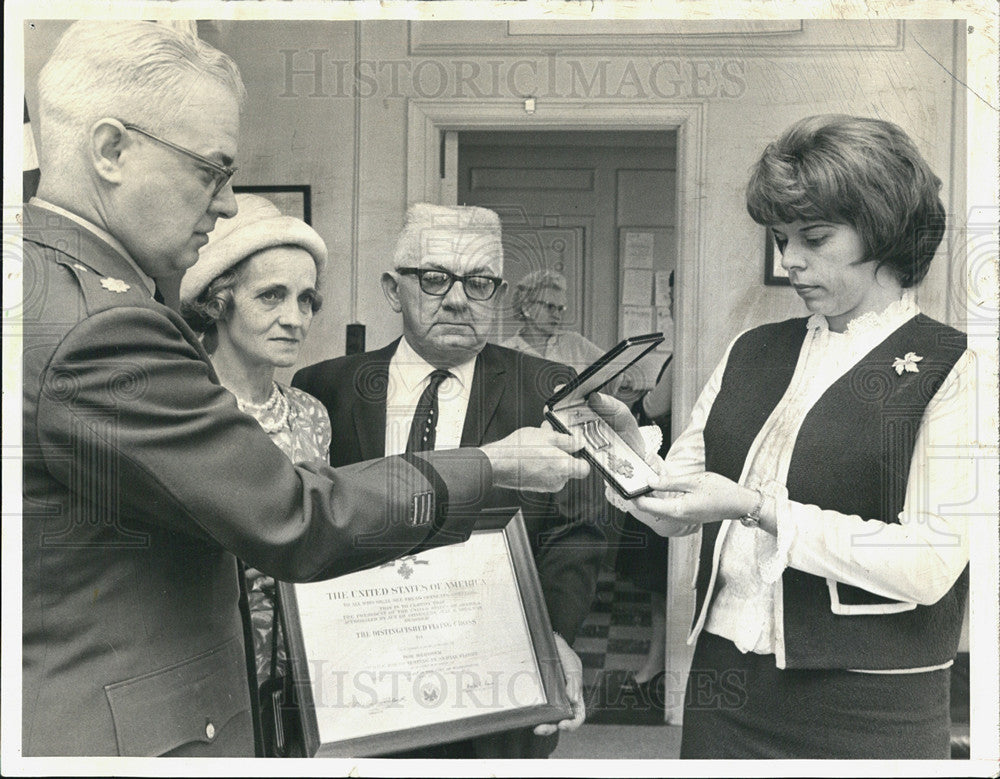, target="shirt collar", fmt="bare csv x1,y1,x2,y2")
29,197,157,297
393,335,477,392
806,291,918,337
